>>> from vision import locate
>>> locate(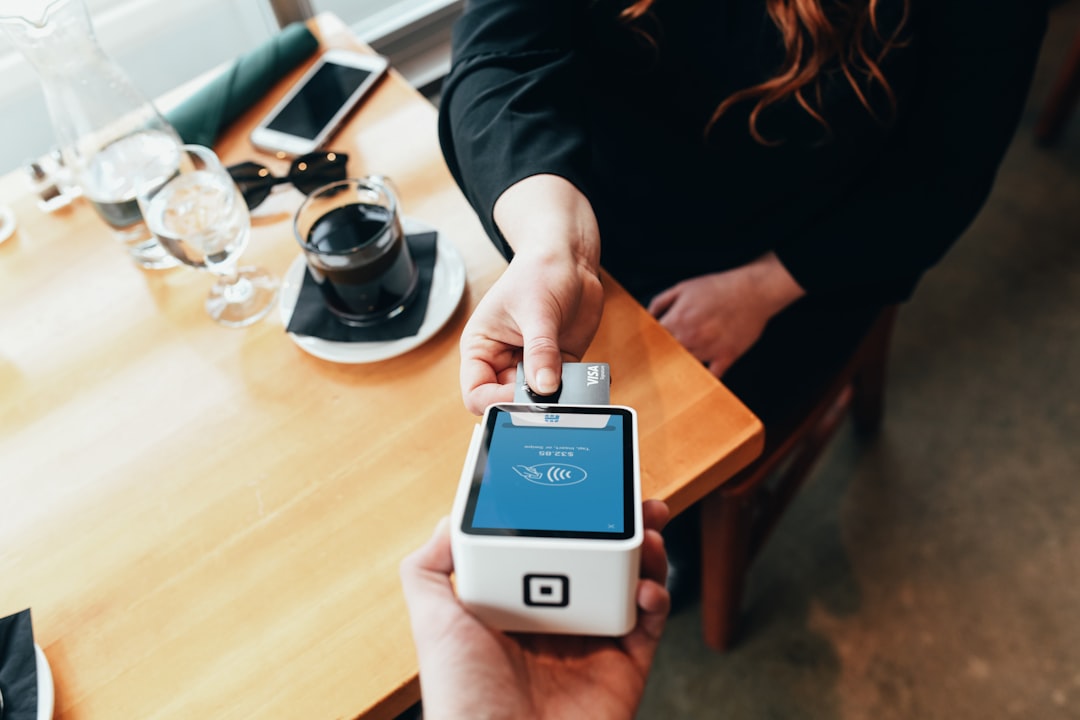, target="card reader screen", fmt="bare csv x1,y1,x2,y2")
462,406,635,539
266,62,373,140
